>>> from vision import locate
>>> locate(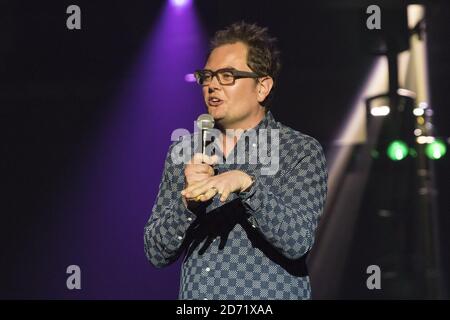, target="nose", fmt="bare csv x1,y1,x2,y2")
207,74,222,92
208,86,216,94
